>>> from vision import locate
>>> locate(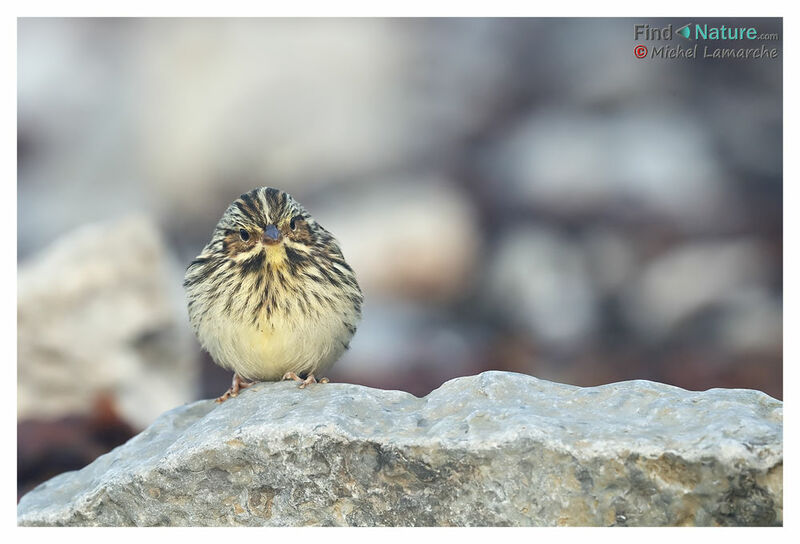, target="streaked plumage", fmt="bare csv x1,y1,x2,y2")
184,187,362,400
